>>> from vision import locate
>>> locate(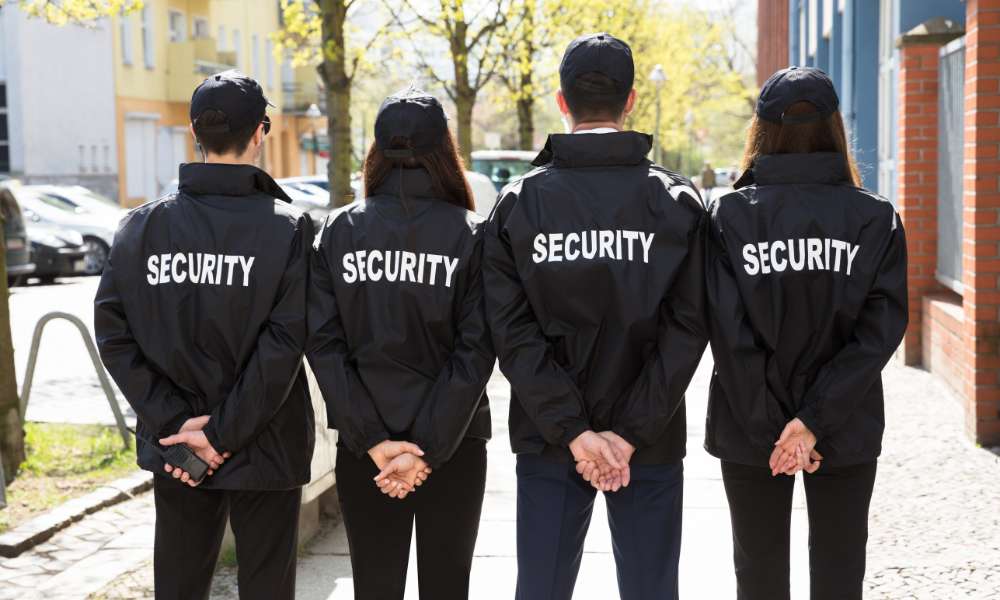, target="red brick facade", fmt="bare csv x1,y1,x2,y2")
897,43,945,365
757,0,790,87
963,0,1000,444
